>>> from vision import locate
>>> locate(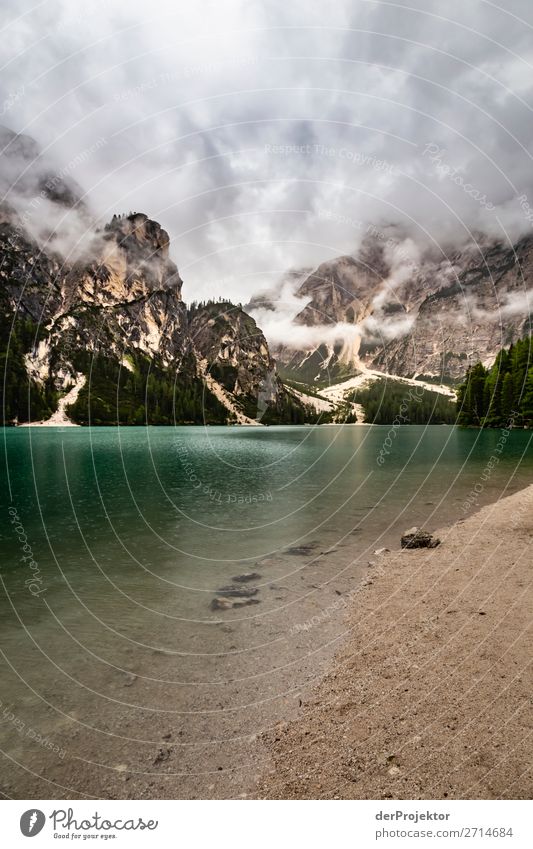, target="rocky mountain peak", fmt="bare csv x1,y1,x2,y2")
1,185,303,424
104,212,171,260
95,212,181,296
267,228,533,383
